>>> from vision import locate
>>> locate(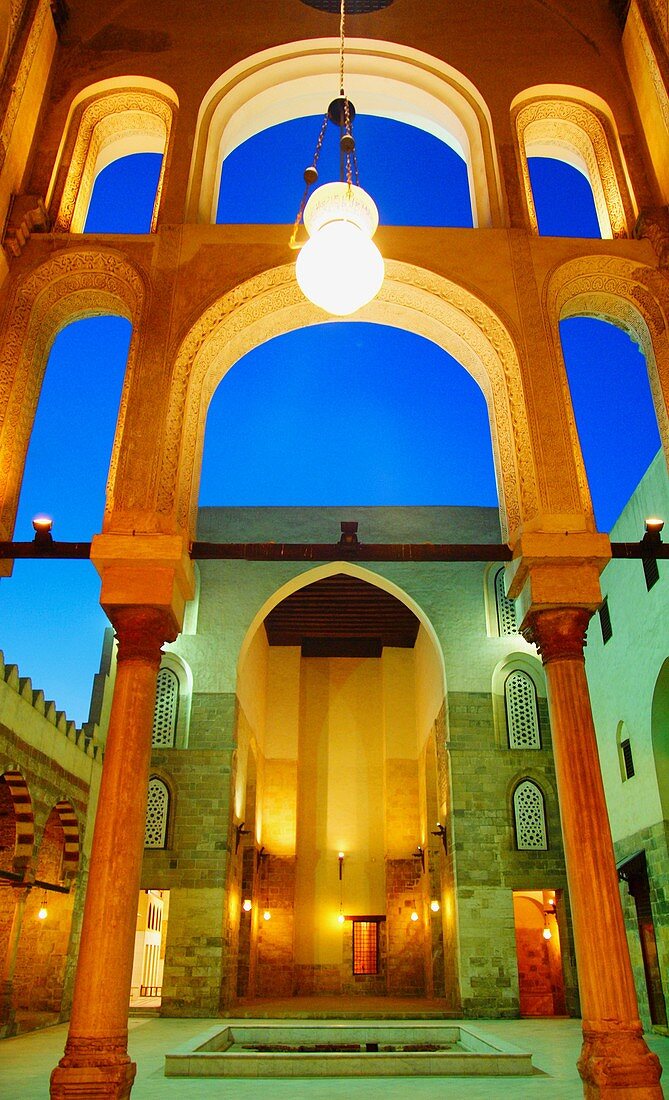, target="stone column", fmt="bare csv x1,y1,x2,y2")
0,885,29,1036
523,607,662,1099
50,606,177,1100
